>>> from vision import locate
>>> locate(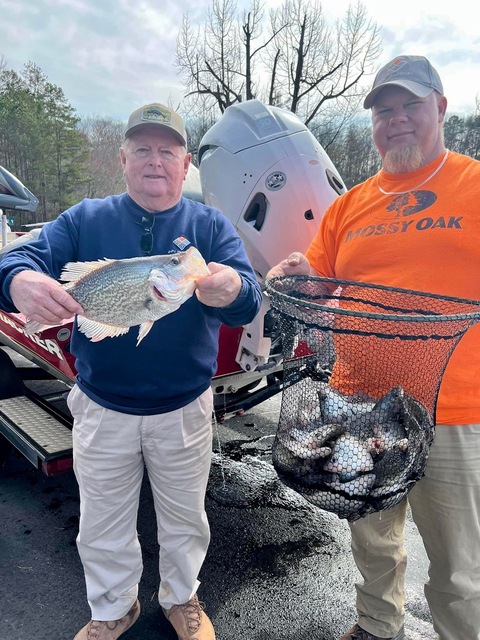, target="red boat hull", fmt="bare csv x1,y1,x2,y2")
0,311,247,384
